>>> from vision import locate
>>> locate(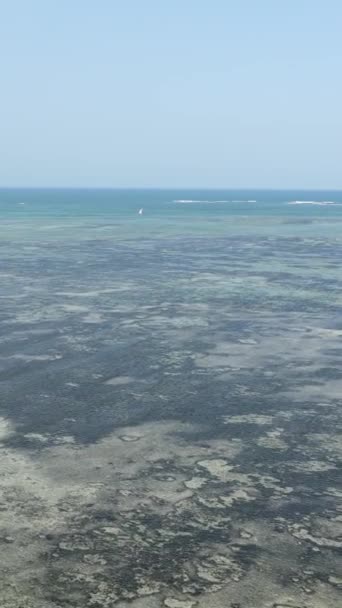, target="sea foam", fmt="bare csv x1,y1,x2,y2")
172,199,257,204
288,200,340,206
